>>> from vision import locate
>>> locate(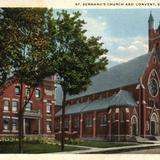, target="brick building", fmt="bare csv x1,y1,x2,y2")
55,13,160,141
0,76,56,136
